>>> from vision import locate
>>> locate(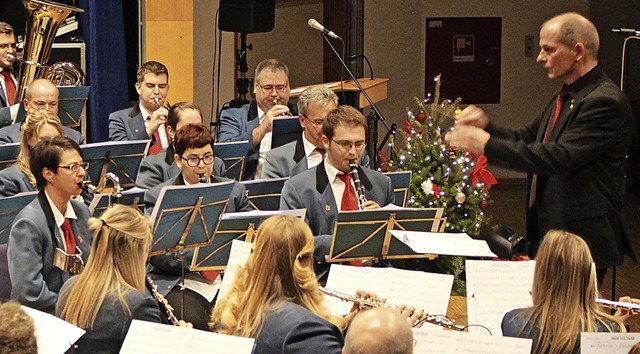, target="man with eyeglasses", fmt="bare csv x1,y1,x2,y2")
280,106,393,277
0,22,17,112
8,136,92,314
263,86,370,179
143,123,251,330
218,58,297,180
0,79,84,144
